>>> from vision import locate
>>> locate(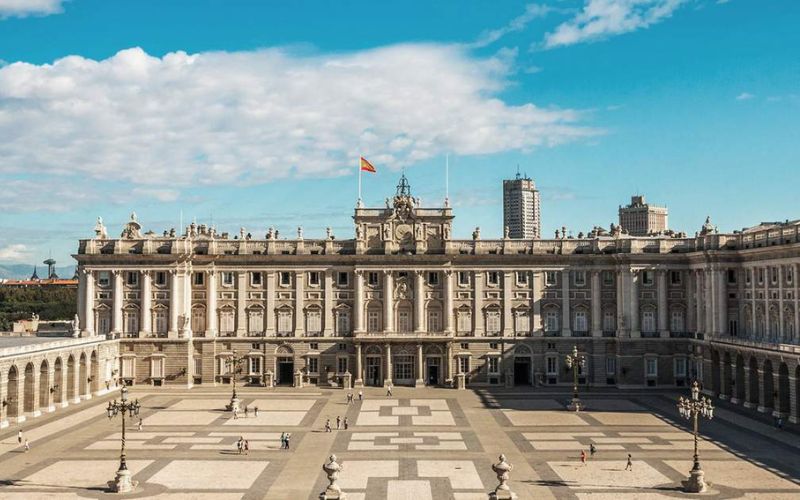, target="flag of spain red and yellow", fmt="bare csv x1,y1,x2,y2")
360,156,376,173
